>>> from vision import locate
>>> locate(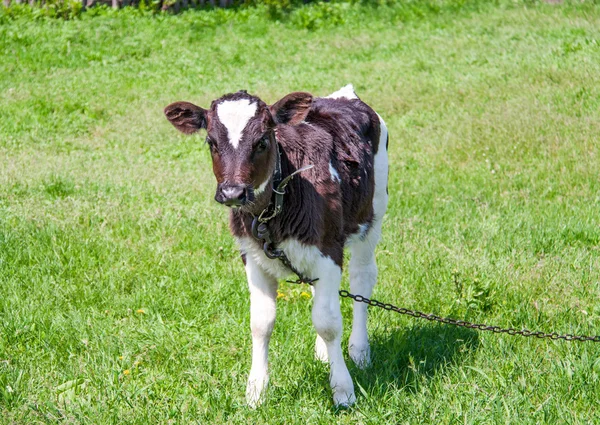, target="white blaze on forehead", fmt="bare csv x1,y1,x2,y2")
216,99,258,149
326,84,358,100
